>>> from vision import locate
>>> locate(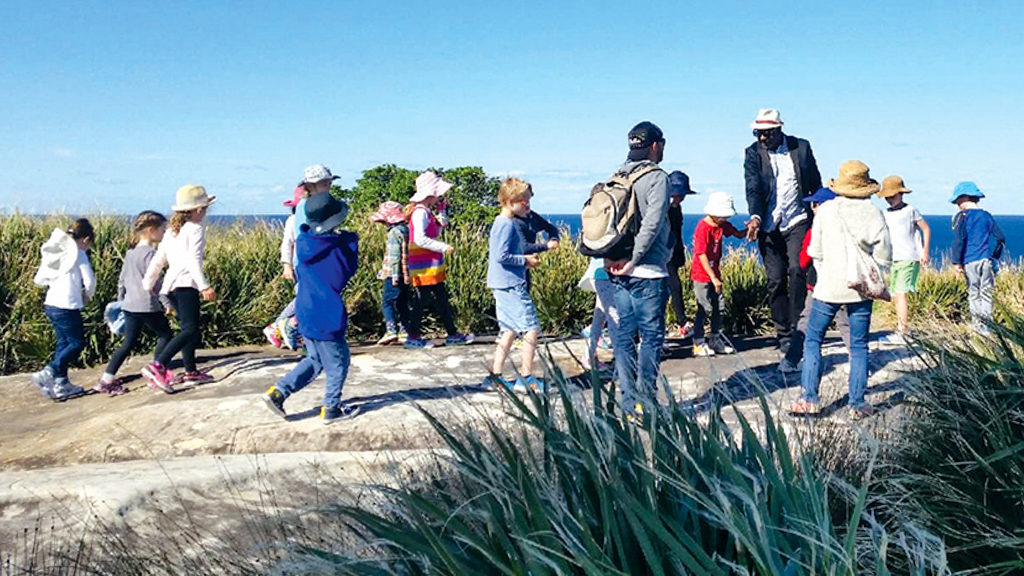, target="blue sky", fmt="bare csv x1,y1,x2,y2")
1,1,1021,216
